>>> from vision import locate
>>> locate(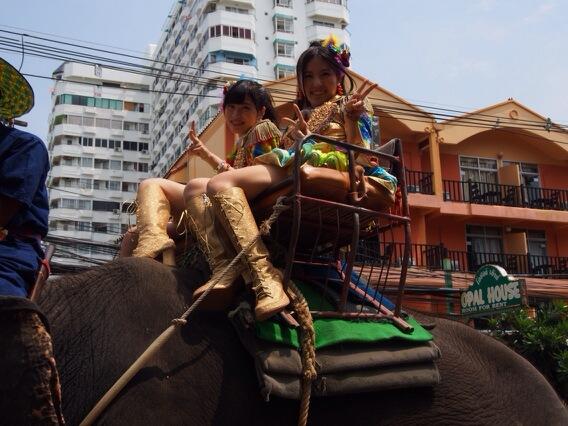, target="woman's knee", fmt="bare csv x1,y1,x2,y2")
184,178,209,200
138,177,162,191
206,175,232,194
